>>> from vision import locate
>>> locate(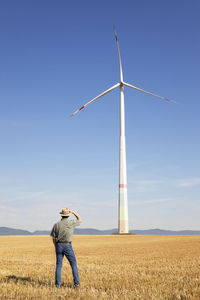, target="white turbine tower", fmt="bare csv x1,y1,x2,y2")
71,27,177,234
